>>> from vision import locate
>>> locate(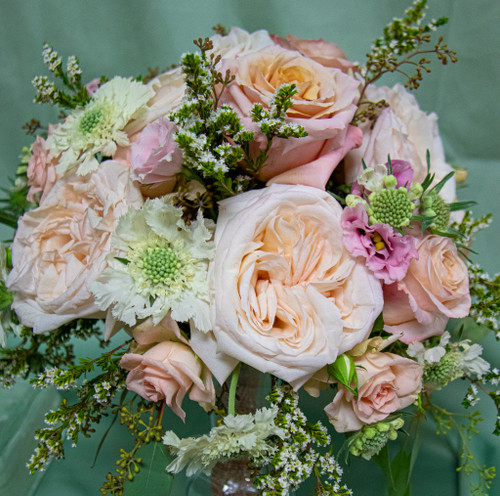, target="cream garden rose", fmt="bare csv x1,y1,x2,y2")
6,161,143,333
219,45,362,190
191,184,383,388
383,234,471,343
344,83,457,203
